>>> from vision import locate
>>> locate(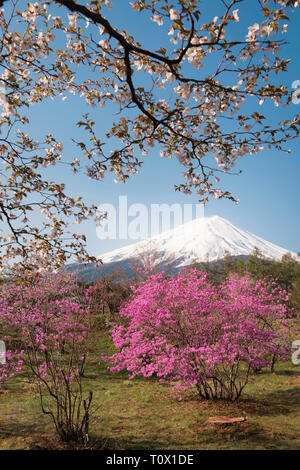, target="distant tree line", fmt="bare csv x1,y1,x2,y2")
192,248,300,315
81,248,299,325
